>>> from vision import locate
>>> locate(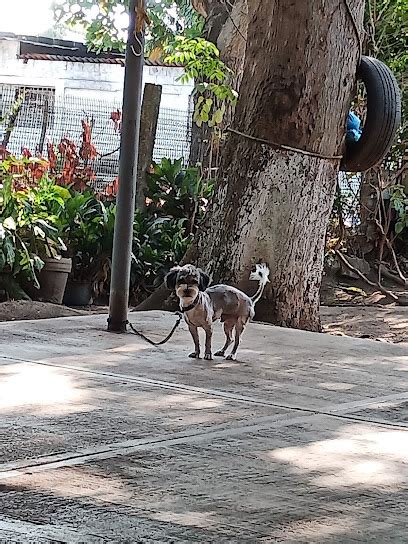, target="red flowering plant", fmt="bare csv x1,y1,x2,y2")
46,117,98,192
0,116,102,298
0,146,50,190
0,153,68,297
